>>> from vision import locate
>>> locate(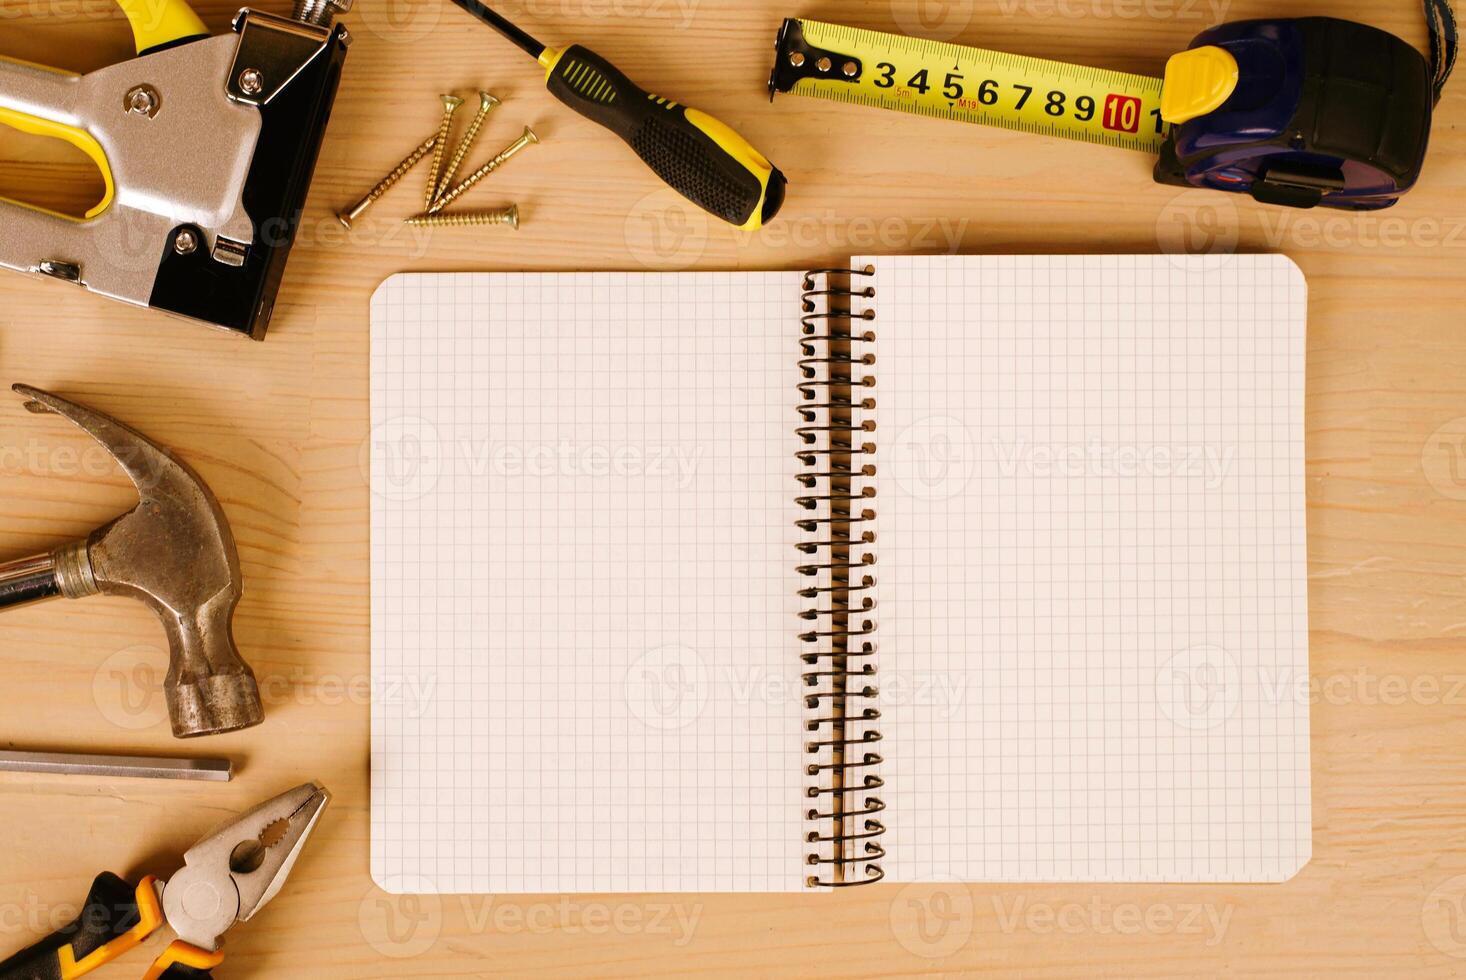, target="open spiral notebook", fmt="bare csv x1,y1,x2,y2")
370,255,1311,893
